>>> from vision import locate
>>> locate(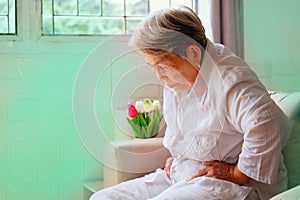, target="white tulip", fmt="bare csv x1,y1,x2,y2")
143,98,153,112
135,100,144,113
153,100,161,111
